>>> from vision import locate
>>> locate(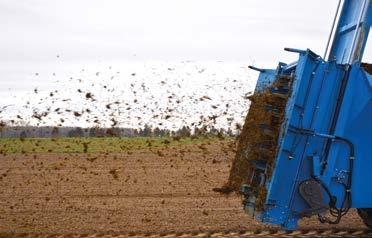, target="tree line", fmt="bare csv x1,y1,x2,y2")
0,125,236,138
